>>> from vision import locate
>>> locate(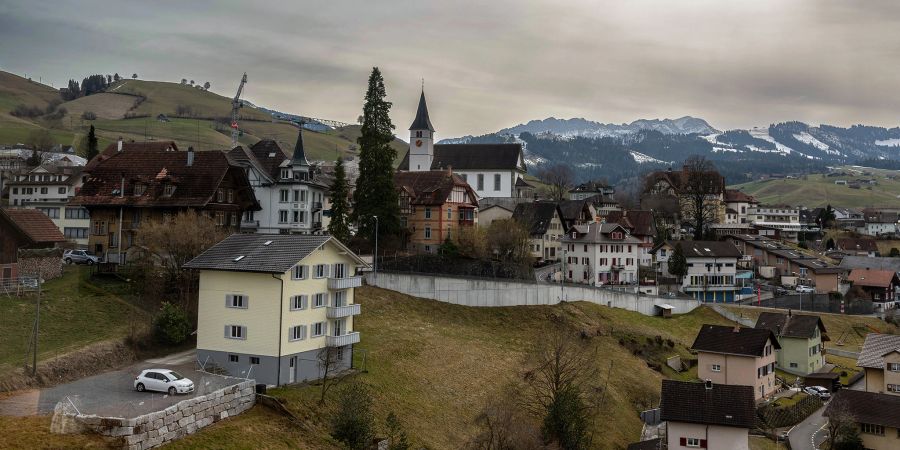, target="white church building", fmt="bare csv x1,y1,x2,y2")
398,91,531,199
